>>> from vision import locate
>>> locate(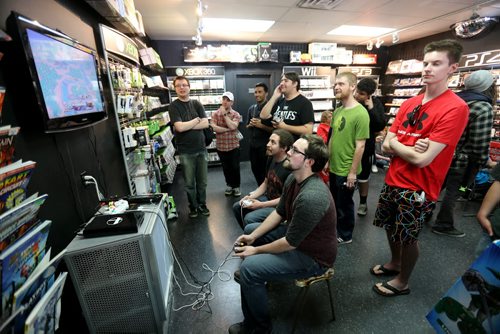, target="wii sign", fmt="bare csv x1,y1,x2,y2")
459,49,500,68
